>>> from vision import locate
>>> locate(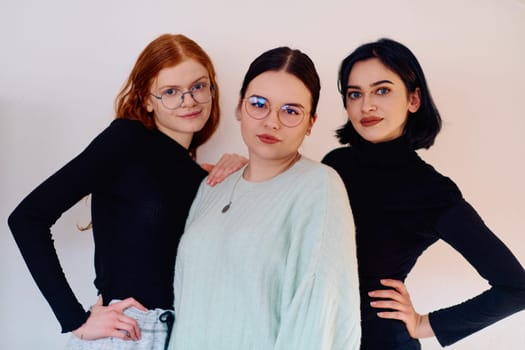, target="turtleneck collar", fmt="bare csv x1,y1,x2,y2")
354,136,420,167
